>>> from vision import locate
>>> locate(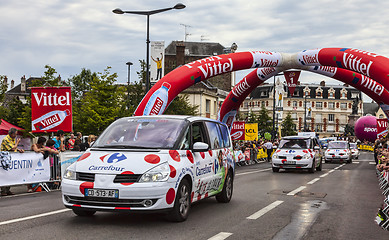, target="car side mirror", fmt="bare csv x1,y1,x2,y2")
193,142,209,152
314,146,320,150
